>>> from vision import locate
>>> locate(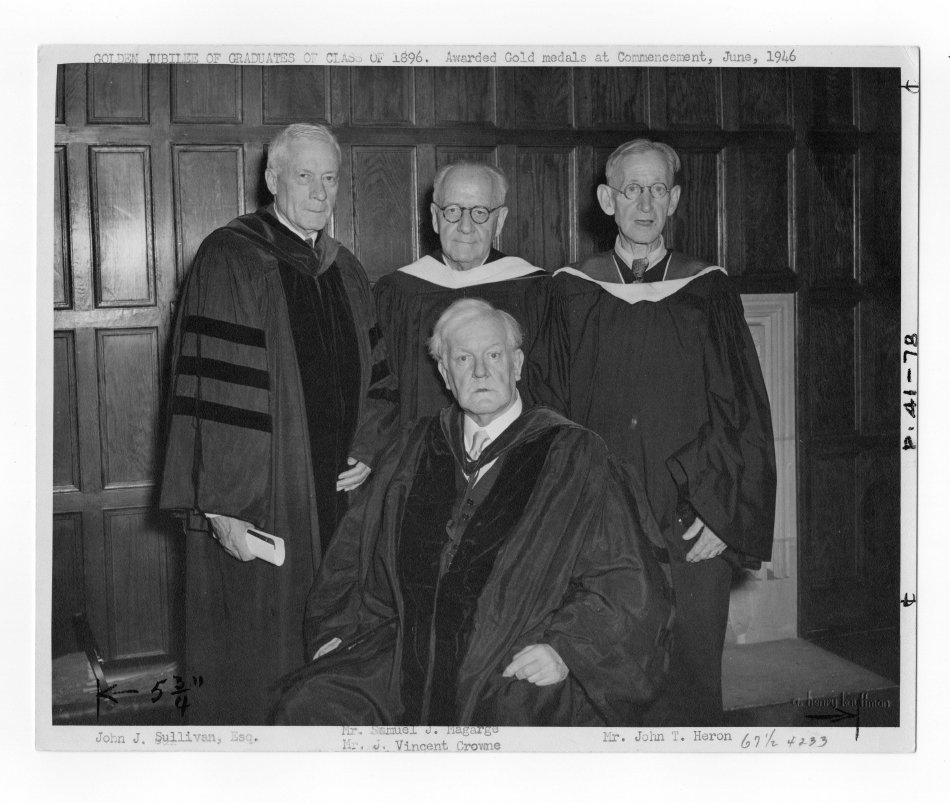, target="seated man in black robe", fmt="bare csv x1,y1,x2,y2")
160,123,398,724
275,299,672,726
375,161,548,425
526,138,776,725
